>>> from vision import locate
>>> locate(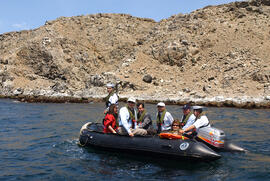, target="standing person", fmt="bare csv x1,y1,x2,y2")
156,102,174,133
103,104,118,134
104,83,118,114
118,98,147,137
179,106,210,135
181,104,196,129
137,103,153,130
